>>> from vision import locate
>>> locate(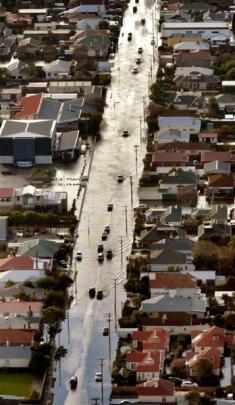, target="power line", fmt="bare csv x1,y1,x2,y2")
133,145,139,176
107,313,112,369
130,176,133,207
123,205,128,236
118,236,124,266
